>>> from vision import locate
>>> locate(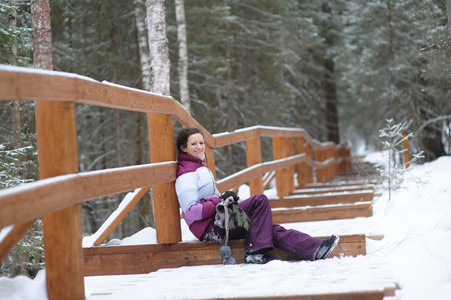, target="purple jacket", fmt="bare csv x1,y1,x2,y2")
175,153,221,239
